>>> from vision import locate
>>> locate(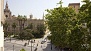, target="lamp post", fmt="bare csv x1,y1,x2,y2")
31,40,32,51
48,34,52,50
10,36,11,42
13,43,14,51
13,45,14,51
51,38,52,50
